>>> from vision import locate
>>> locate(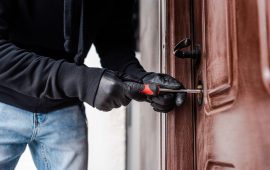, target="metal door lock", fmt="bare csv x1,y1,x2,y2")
196,82,203,106
174,38,201,61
